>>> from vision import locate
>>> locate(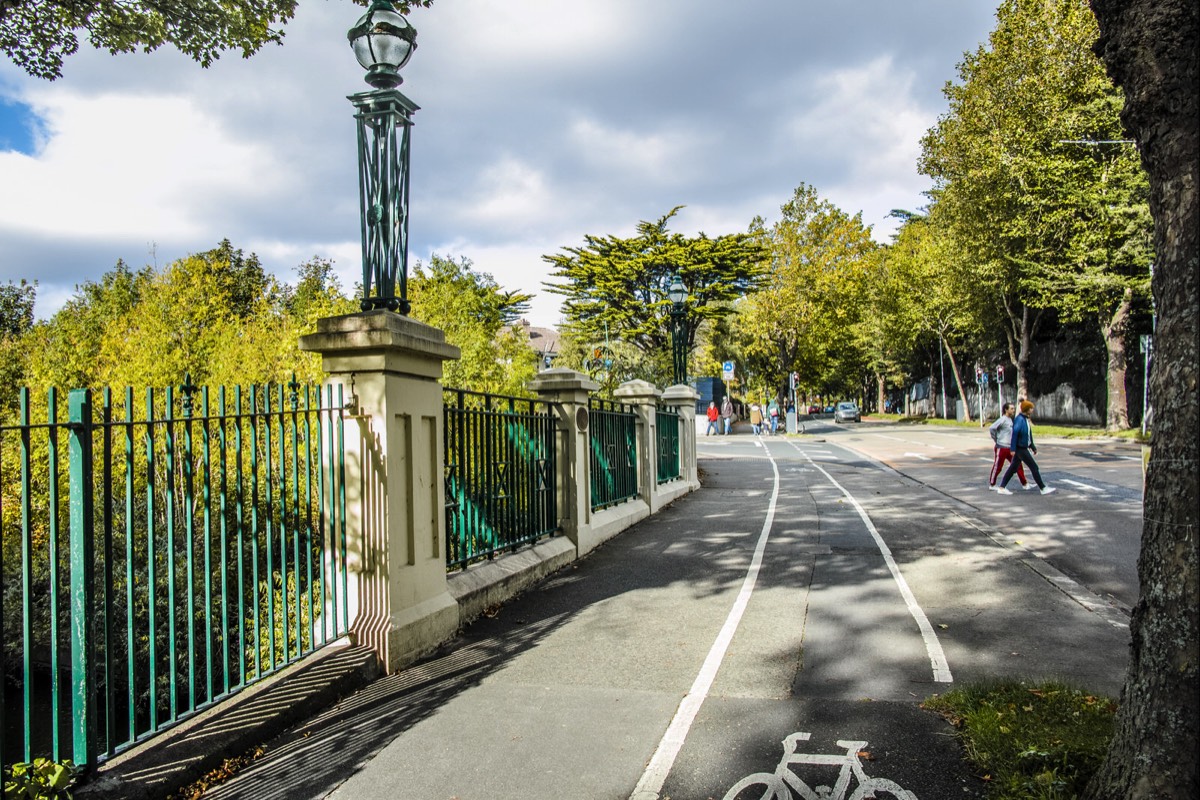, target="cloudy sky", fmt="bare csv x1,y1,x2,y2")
0,1,1000,327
